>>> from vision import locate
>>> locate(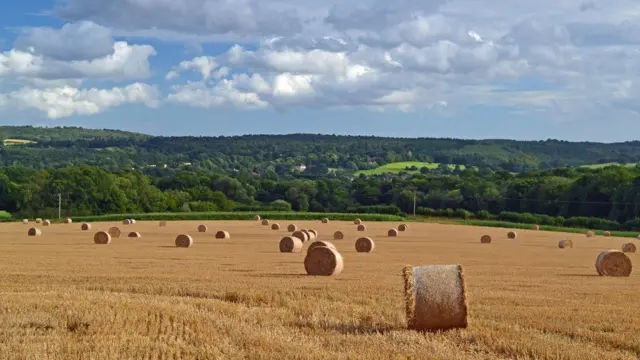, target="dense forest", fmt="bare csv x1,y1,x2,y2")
3,126,640,172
